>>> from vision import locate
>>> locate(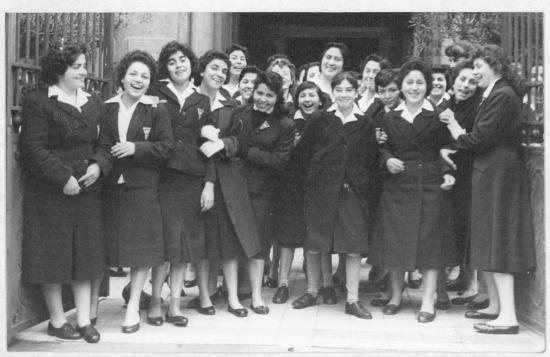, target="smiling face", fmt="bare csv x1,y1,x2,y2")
321,47,344,78
298,88,321,114
228,50,247,77
306,65,320,81
333,79,357,111
378,82,400,110
58,53,87,91
271,64,292,91
453,68,477,102
238,72,257,102
166,50,191,85
473,58,498,88
121,61,151,101
430,72,447,98
201,58,228,91
253,83,277,113
401,70,427,105
362,60,381,92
